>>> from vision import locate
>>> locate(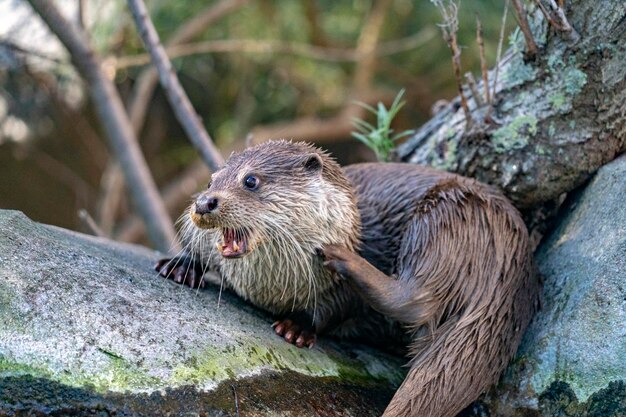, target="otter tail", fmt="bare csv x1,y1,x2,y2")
382,180,539,417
